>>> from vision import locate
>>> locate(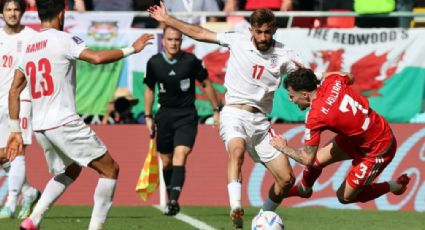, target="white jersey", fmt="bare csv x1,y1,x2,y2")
216,32,302,113
0,27,36,108
17,29,87,131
